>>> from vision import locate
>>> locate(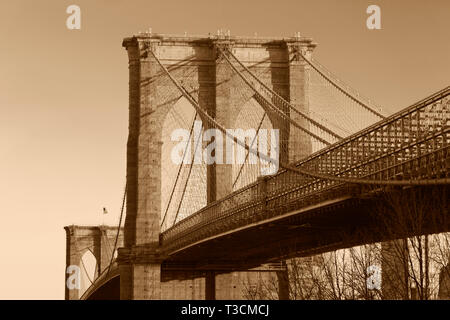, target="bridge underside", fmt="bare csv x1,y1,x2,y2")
86,276,120,300
83,186,448,299
163,198,368,270
162,186,449,273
